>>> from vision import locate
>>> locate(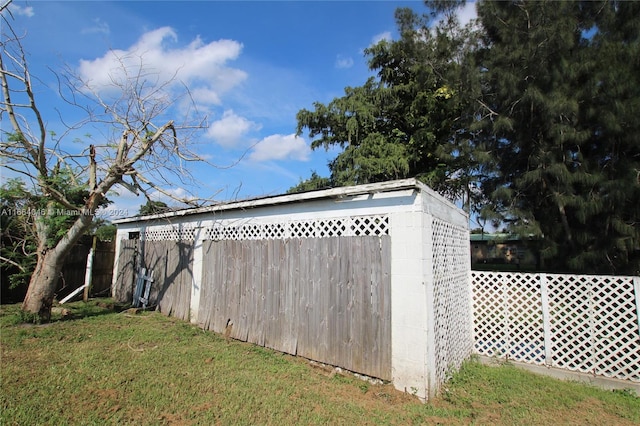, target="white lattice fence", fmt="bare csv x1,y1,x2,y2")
472,271,640,382
432,219,473,388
